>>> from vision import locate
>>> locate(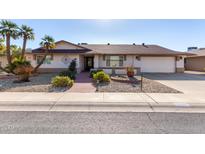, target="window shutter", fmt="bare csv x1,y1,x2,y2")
124,55,126,61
